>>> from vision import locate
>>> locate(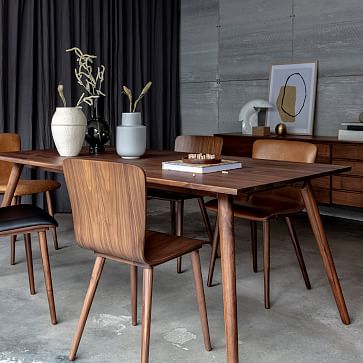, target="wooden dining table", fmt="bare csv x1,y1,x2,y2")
0,148,351,363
